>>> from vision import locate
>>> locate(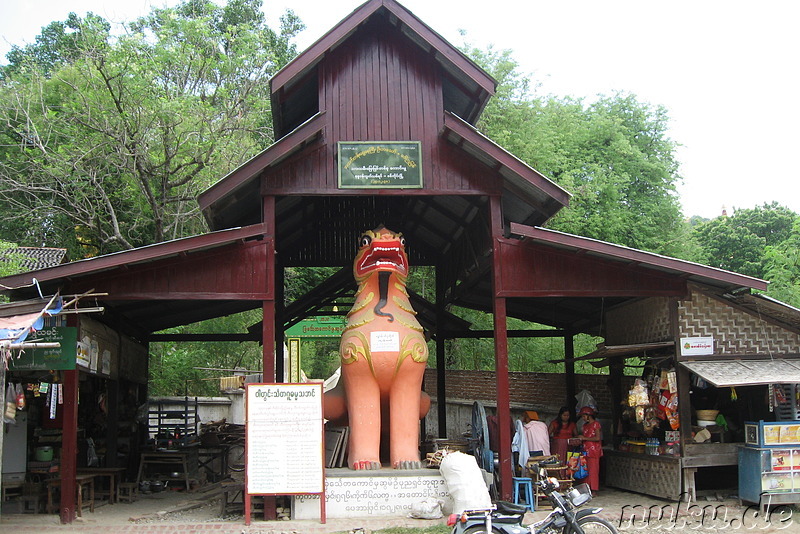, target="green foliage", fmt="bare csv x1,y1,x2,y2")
0,239,23,277
465,45,687,258
693,202,797,279
764,218,800,307
149,309,263,396
0,0,303,256
1,13,111,80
